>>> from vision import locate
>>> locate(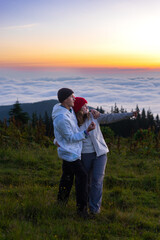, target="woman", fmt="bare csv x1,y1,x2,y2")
73,97,137,215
